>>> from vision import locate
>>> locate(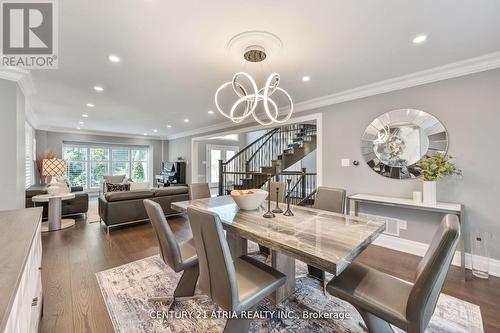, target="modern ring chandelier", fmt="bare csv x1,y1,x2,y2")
214,46,294,126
